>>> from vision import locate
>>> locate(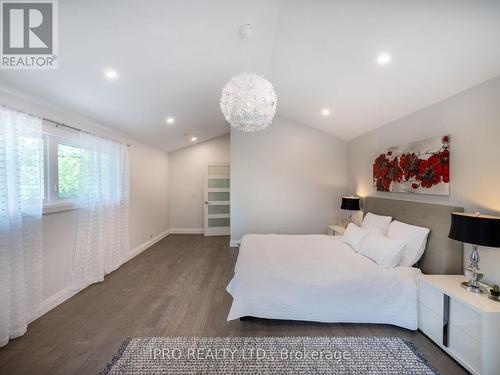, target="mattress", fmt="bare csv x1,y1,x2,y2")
226,234,421,330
